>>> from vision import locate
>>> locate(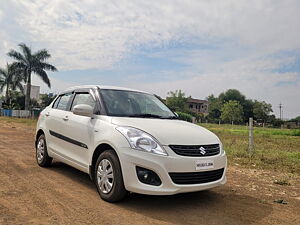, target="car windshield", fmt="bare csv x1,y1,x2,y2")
100,89,176,118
